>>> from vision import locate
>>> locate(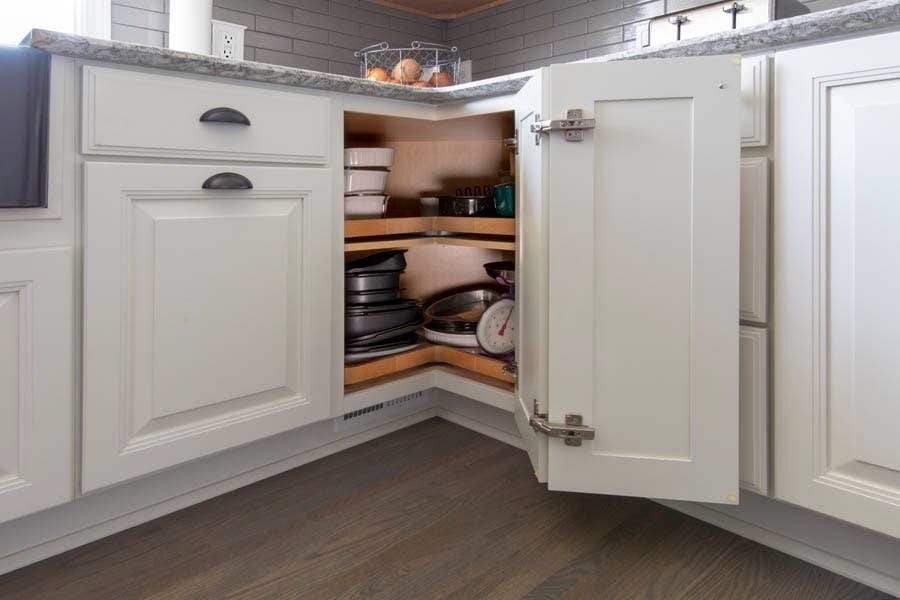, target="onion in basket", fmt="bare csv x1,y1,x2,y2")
366,67,390,82
392,58,423,83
